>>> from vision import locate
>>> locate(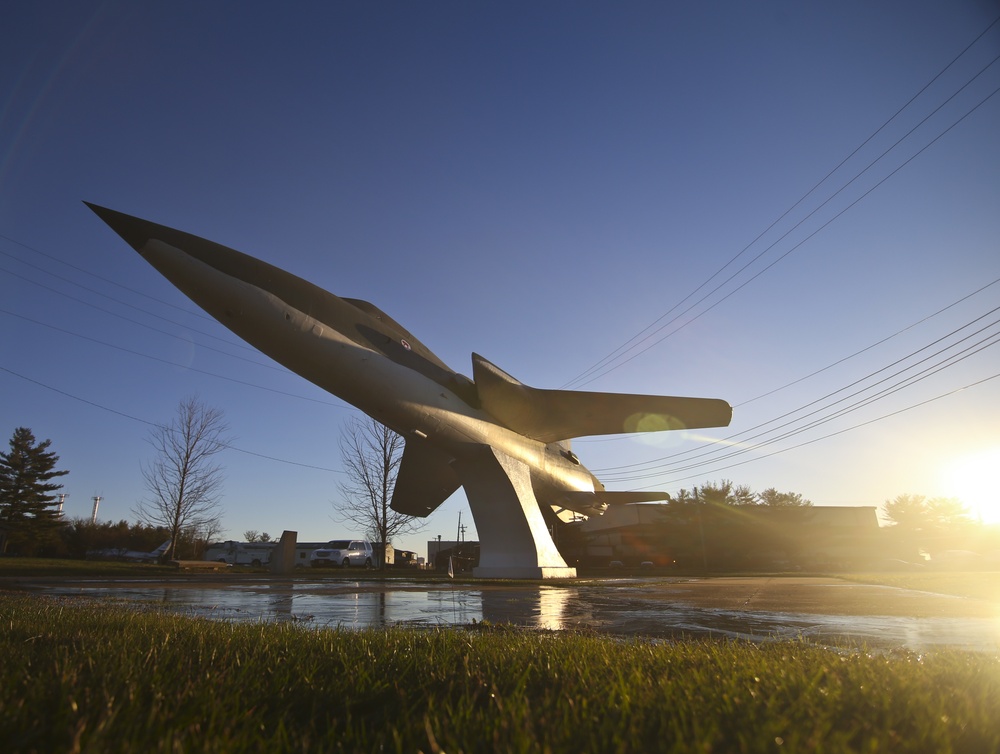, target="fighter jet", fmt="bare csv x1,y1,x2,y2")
87,203,731,577
87,539,171,563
